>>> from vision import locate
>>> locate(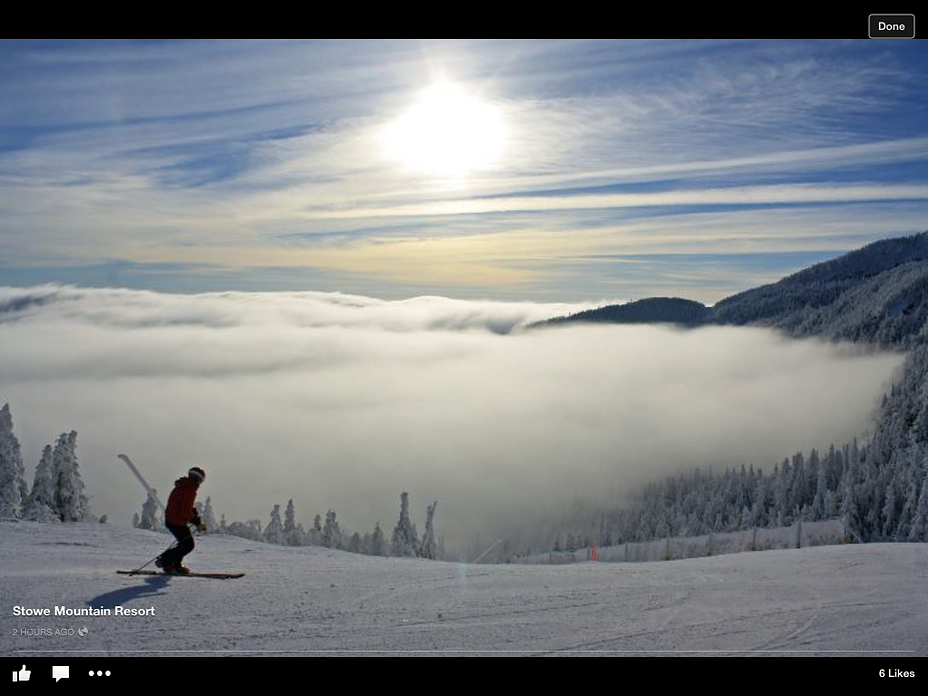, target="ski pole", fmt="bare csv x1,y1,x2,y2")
131,541,178,574
129,523,200,574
